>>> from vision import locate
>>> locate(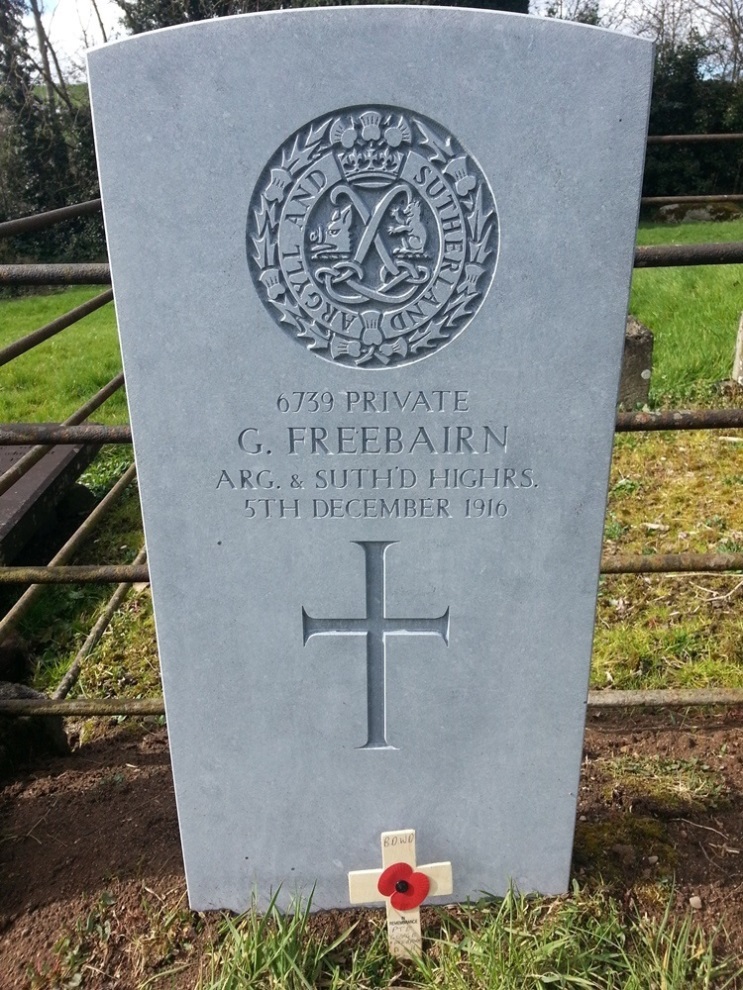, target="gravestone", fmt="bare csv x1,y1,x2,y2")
734,313,743,385
619,317,653,409
87,8,653,912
